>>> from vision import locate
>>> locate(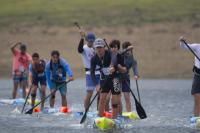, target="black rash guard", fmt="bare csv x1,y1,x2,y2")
90,50,125,94
78,38,84,53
